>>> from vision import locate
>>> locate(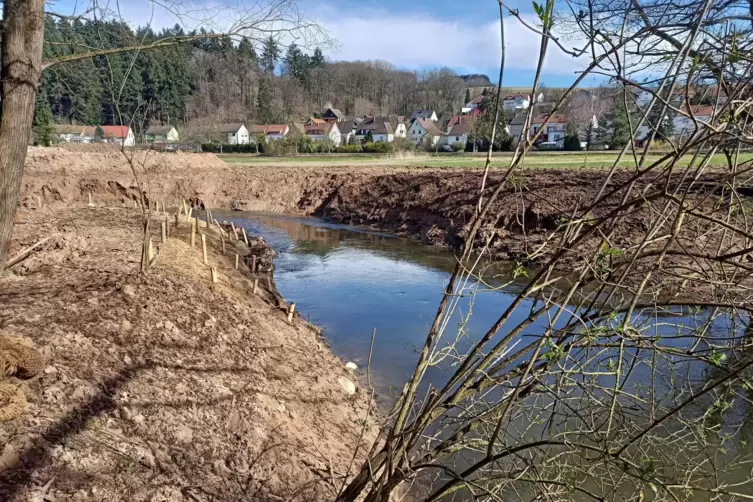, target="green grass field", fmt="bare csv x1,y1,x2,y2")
220,152,753,170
